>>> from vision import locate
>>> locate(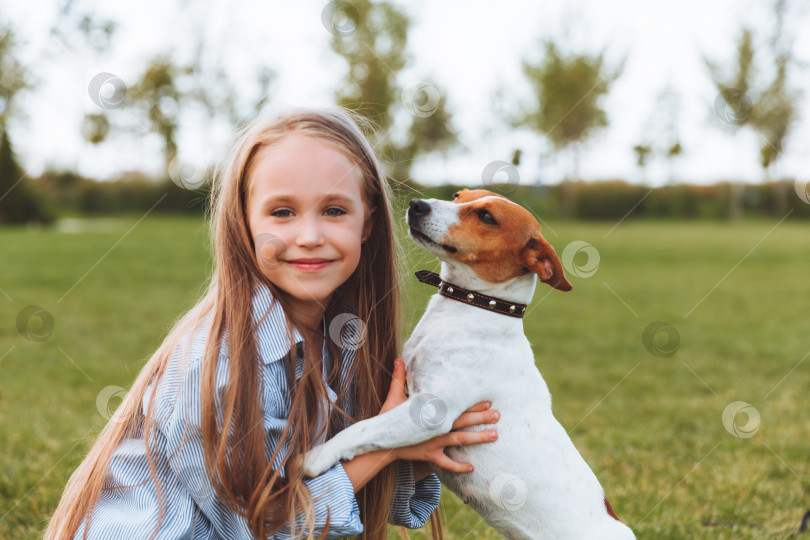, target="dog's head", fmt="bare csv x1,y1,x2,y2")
406,189,572,291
